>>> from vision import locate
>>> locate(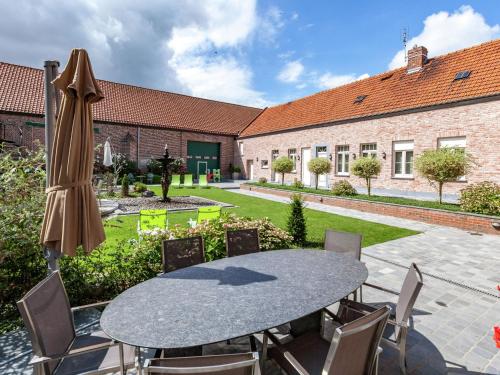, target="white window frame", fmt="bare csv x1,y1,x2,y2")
288,148,297,172
438,136,466,181
238,142,244,156
361,143,377,158
336,145,350,176
393,141,414,178
261,159,269,169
